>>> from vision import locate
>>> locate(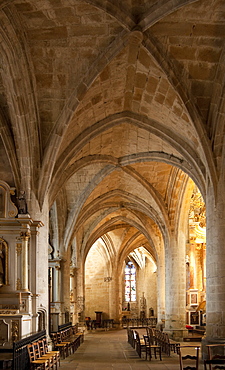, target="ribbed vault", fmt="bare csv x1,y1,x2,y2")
0,1,224,321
